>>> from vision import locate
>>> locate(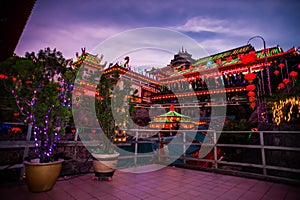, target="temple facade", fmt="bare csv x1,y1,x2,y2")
72,44,300,126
